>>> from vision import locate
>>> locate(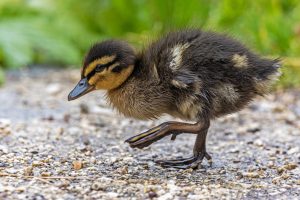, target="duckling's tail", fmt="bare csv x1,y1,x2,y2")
254,58,282,95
